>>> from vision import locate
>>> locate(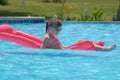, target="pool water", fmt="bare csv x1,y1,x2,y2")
0,22,120,80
